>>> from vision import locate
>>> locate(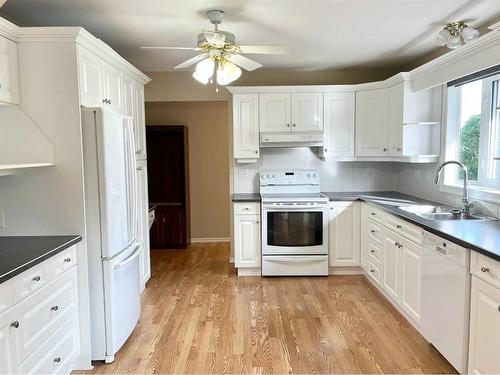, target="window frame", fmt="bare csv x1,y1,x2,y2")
441,73,500,204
